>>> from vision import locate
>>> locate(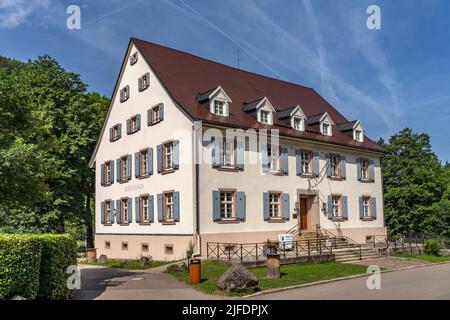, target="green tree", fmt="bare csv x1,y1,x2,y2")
381,128,447,236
